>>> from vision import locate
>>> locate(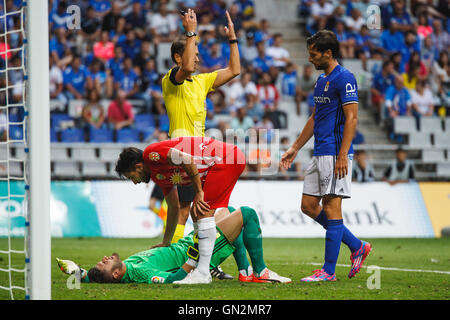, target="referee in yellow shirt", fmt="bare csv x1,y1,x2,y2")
160,8,241,280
